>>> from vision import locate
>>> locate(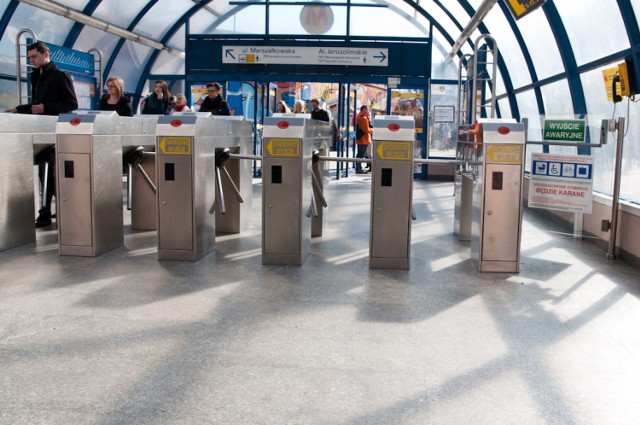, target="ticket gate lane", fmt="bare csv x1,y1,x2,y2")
470,120,525,273
370,116,415,270
56,113,124,257
0,114,58,251
1,116,50,250
261,116,331,266
155,115,253,261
